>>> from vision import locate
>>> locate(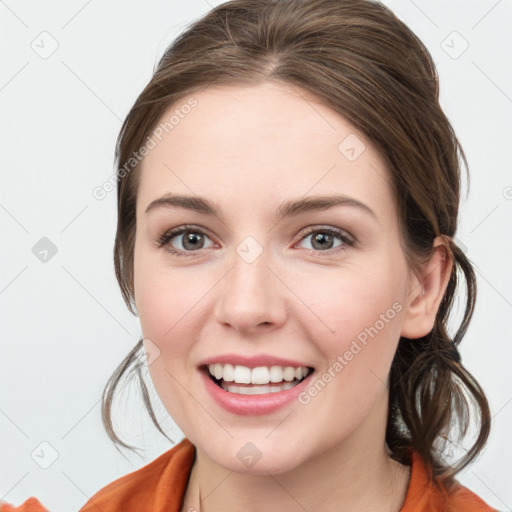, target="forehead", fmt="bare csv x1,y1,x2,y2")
137,82,395,223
